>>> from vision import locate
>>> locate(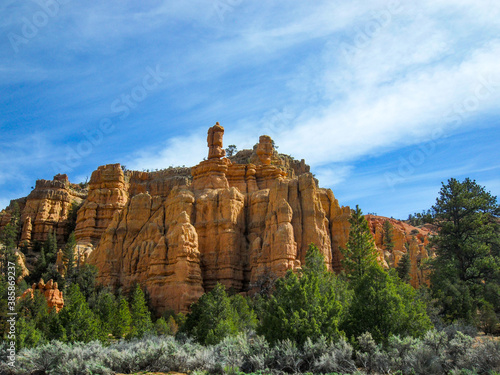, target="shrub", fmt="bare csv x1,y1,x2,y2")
344,267,432,345
183,283,255,345
258,244,348,346
355,332,391,374
4,330,500,375
267,339,303,373
312,338,357,374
